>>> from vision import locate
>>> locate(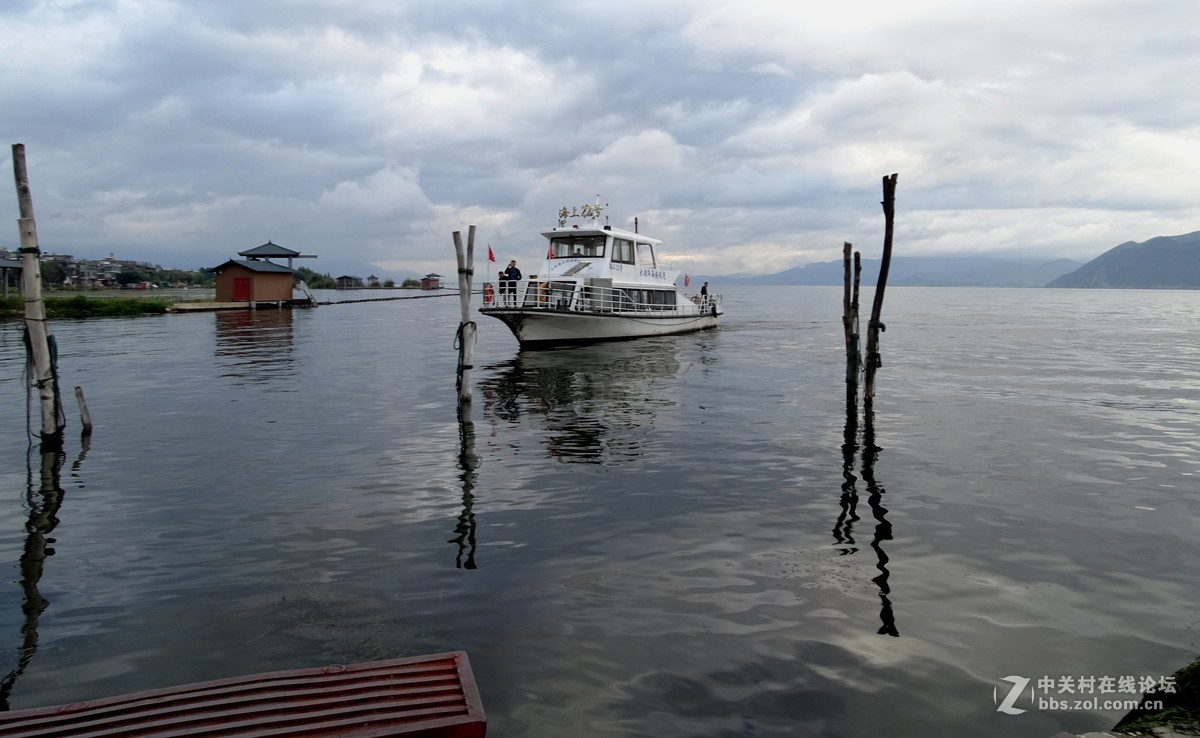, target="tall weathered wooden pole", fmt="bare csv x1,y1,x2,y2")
11,144,63,449
864,173,898,409
842,241,862,397
453,225,477,410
